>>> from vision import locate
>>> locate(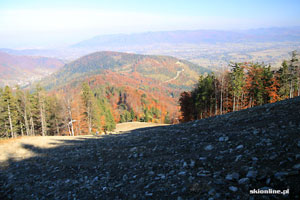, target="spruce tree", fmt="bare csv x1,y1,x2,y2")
1,86,18,138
